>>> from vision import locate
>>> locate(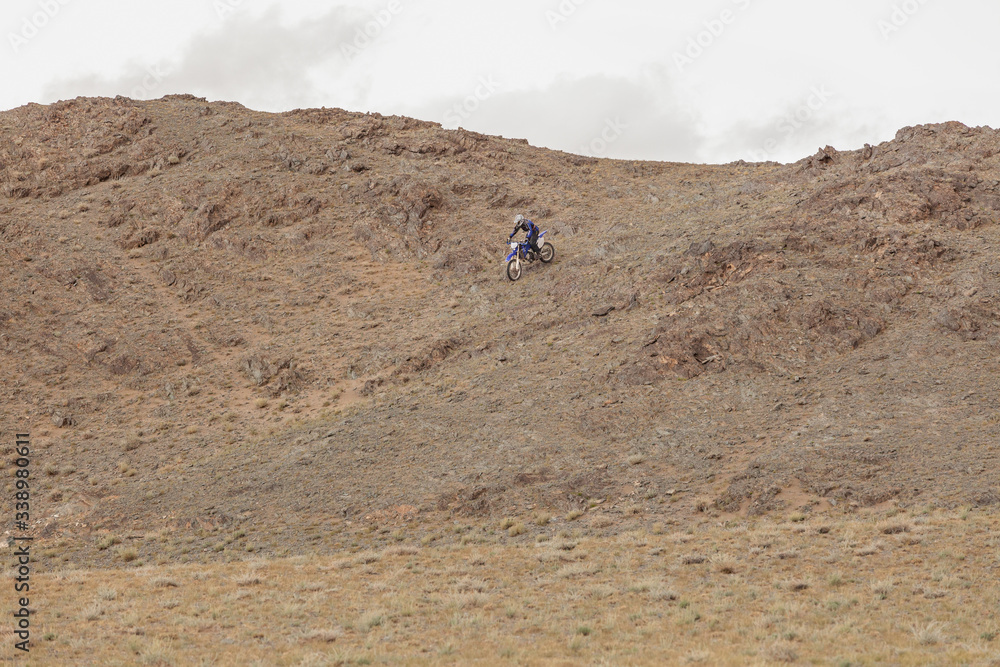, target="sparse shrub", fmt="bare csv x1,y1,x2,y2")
507,522,526,537
910,621,947,645
332,558,354,570
234,573,262,587
355,551,380,565
680,608,701,624
871,579,894,600
360,611,385,631
684,650,711,664
385,545,418,557
710,553,738,574
116,547,139,562
456,577,488,593
299,628,342,643
878,520,911,535
138,641,175,665
766,643,799,663
649,586,678,601
556,562,599,578
96,535,122,551
855,541,883,557
152,577,179,589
